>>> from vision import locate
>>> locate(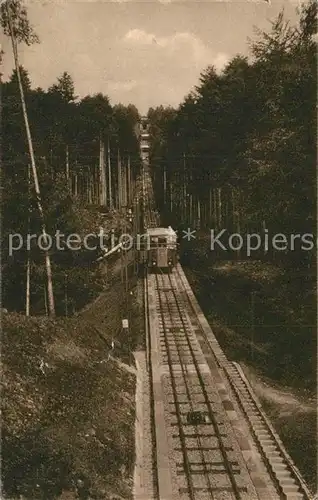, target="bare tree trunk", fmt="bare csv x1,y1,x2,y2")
87,167,92,204
64,273,68,317
213,189,218,231
74,173,78,197
99,138,102,205
90,167,94,203
44,285,48,316
123,158,127,207
107,138,112,209
121,157,125,208
224,189,227,228
26,164,31,316
99,136,106,205
183,182,186,221
182,153,186,222
7,4,55,316
179,170,182,217
94,166,98,204
50,148,54,180
232,188,241,259
26,250,30,316
163,165,167,206
189,194,193,226
209,187,213,226
66,145,70,188
237,189,241,260
127,155,131,206
104,157,108,207
231,187,235,233
218,187,222,230
117,148,122,210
